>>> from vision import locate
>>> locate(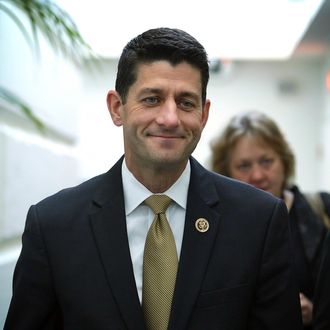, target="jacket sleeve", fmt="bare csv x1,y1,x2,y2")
4,205,62,330
313,231,330,330
320,192,330,219
248,199,303,329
